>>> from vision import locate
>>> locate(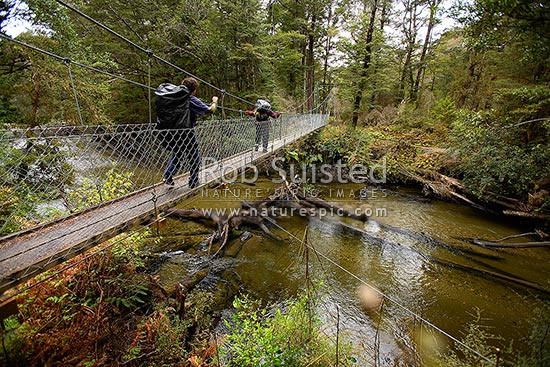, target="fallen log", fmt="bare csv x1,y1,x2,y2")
492,232,540,242
167,207,281,255
502,210,550,221
166,181,368,254
471,239,550,248
460,230,550,249
431,258,550,295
